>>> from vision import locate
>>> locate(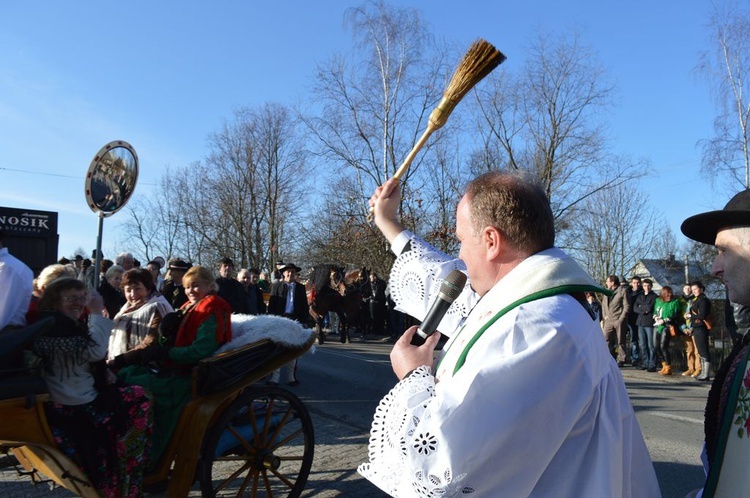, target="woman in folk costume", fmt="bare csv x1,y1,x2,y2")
111,265,232,466
33,277,152,497
108,268,173,359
